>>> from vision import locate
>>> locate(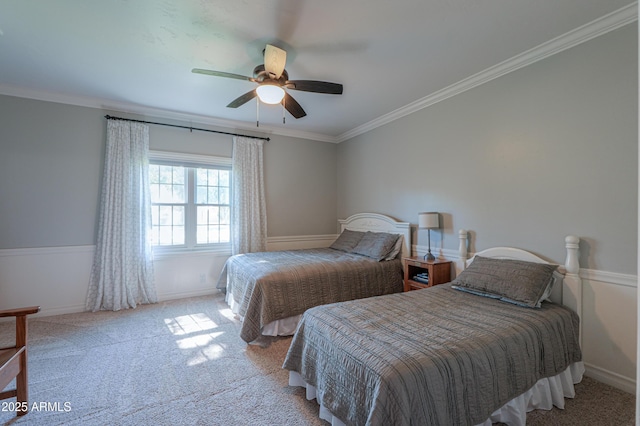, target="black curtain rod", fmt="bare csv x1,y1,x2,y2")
104,115,270,142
